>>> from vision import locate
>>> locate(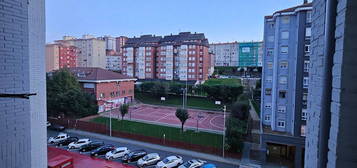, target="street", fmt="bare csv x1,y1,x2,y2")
47,130,239,168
